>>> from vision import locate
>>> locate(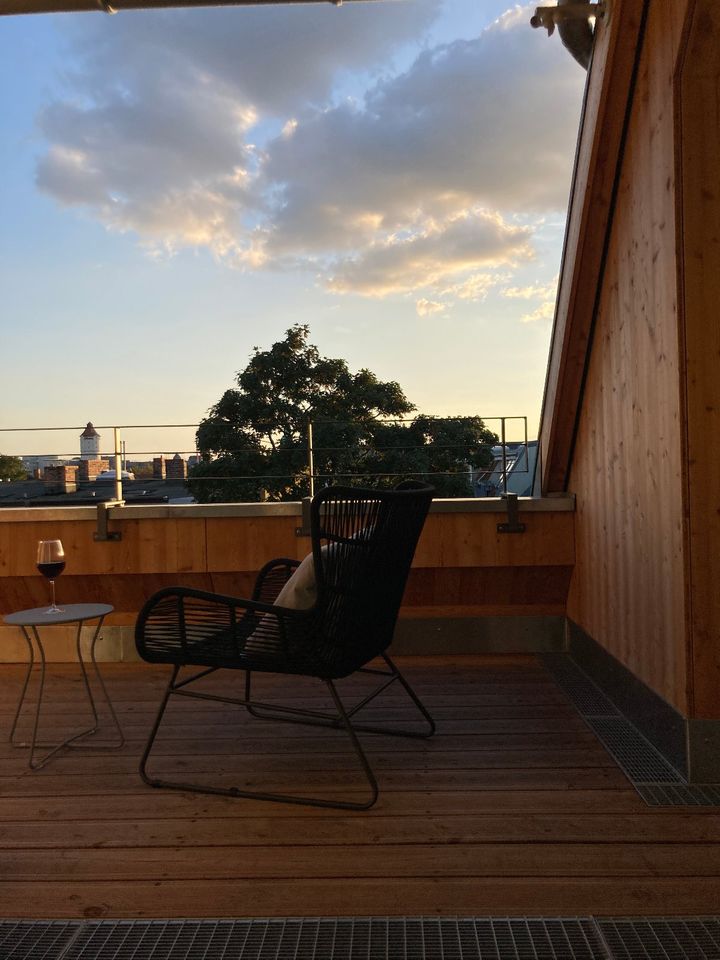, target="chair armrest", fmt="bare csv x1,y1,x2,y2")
252,558,302,604
135,585,308,665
